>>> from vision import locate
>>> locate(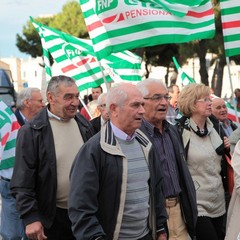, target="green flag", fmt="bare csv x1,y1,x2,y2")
172,57,196,86
138,0,205,17
220,0,240,57
79,0,215,60
0,100,20,170
31,18,142,91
